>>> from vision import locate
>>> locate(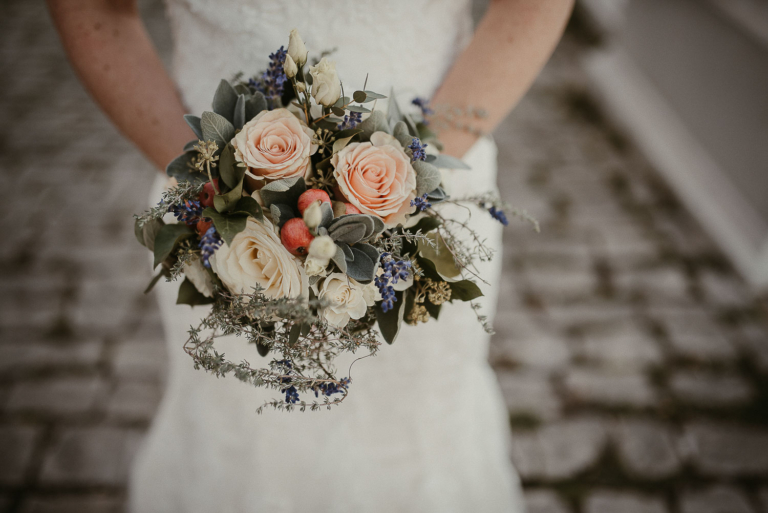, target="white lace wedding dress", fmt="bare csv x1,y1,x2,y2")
130,0,525,511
